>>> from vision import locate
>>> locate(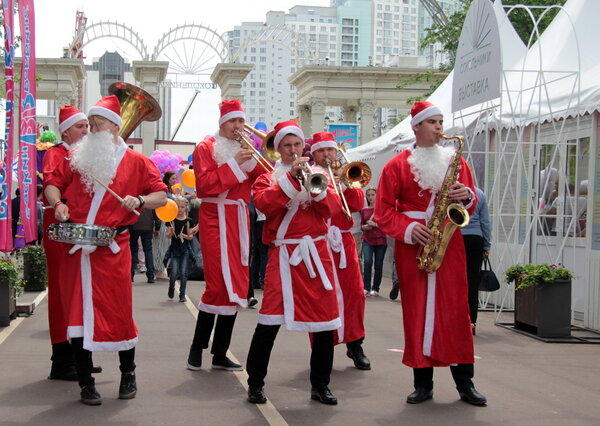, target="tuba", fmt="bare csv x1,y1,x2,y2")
108,82,162,140
416,134,470,273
